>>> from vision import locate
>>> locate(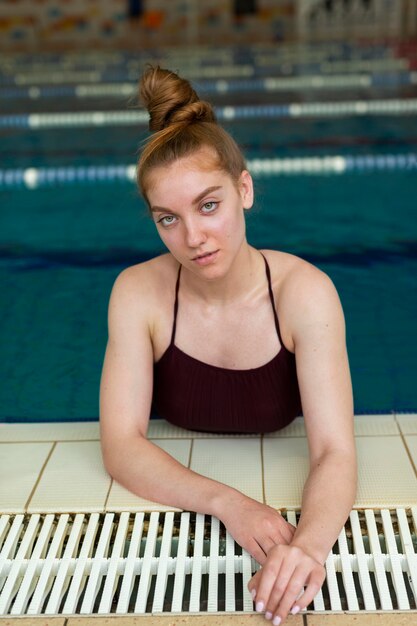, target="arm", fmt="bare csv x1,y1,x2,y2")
100,266,294,563
100,266,225,512
249,266,357,623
